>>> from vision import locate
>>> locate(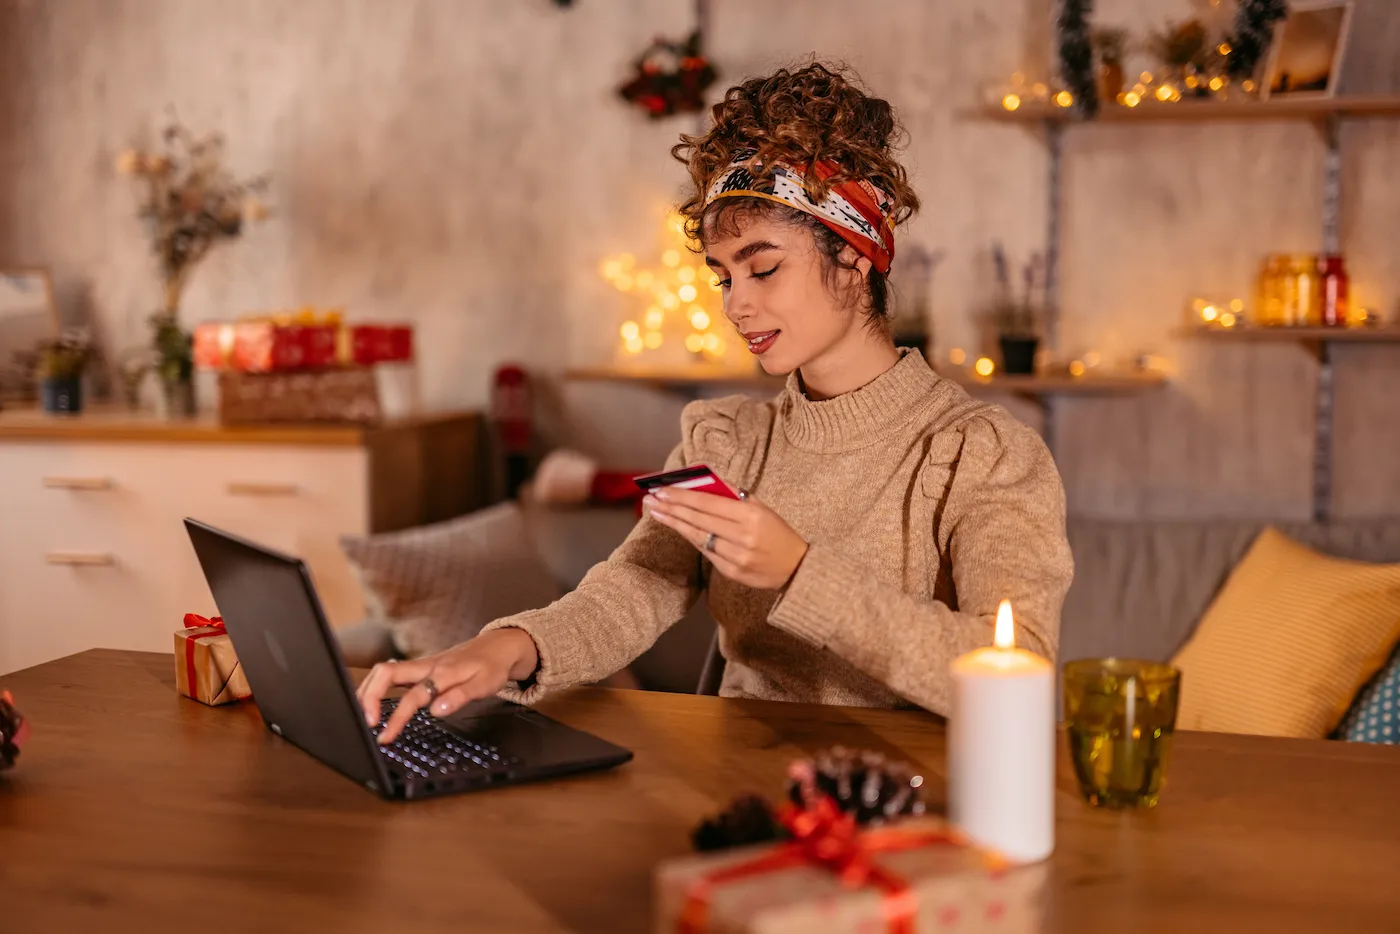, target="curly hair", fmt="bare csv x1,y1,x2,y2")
671,63,919,321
